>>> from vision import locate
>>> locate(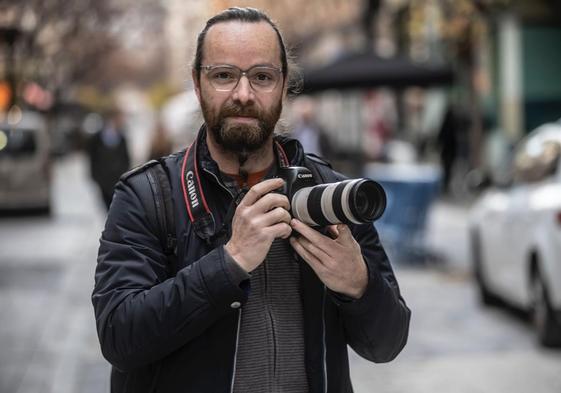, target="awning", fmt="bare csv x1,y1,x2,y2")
301,52,455,93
